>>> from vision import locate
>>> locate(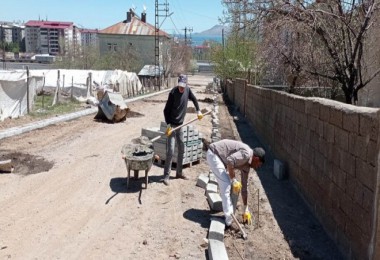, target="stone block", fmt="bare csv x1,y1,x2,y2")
208,173,218,185
208,218,225,242
196,174,209,189
207,192,223,212
208,239,228,260
206,183,218,194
